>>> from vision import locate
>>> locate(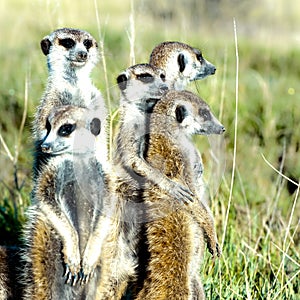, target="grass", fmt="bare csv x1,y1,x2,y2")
0,0,299,299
